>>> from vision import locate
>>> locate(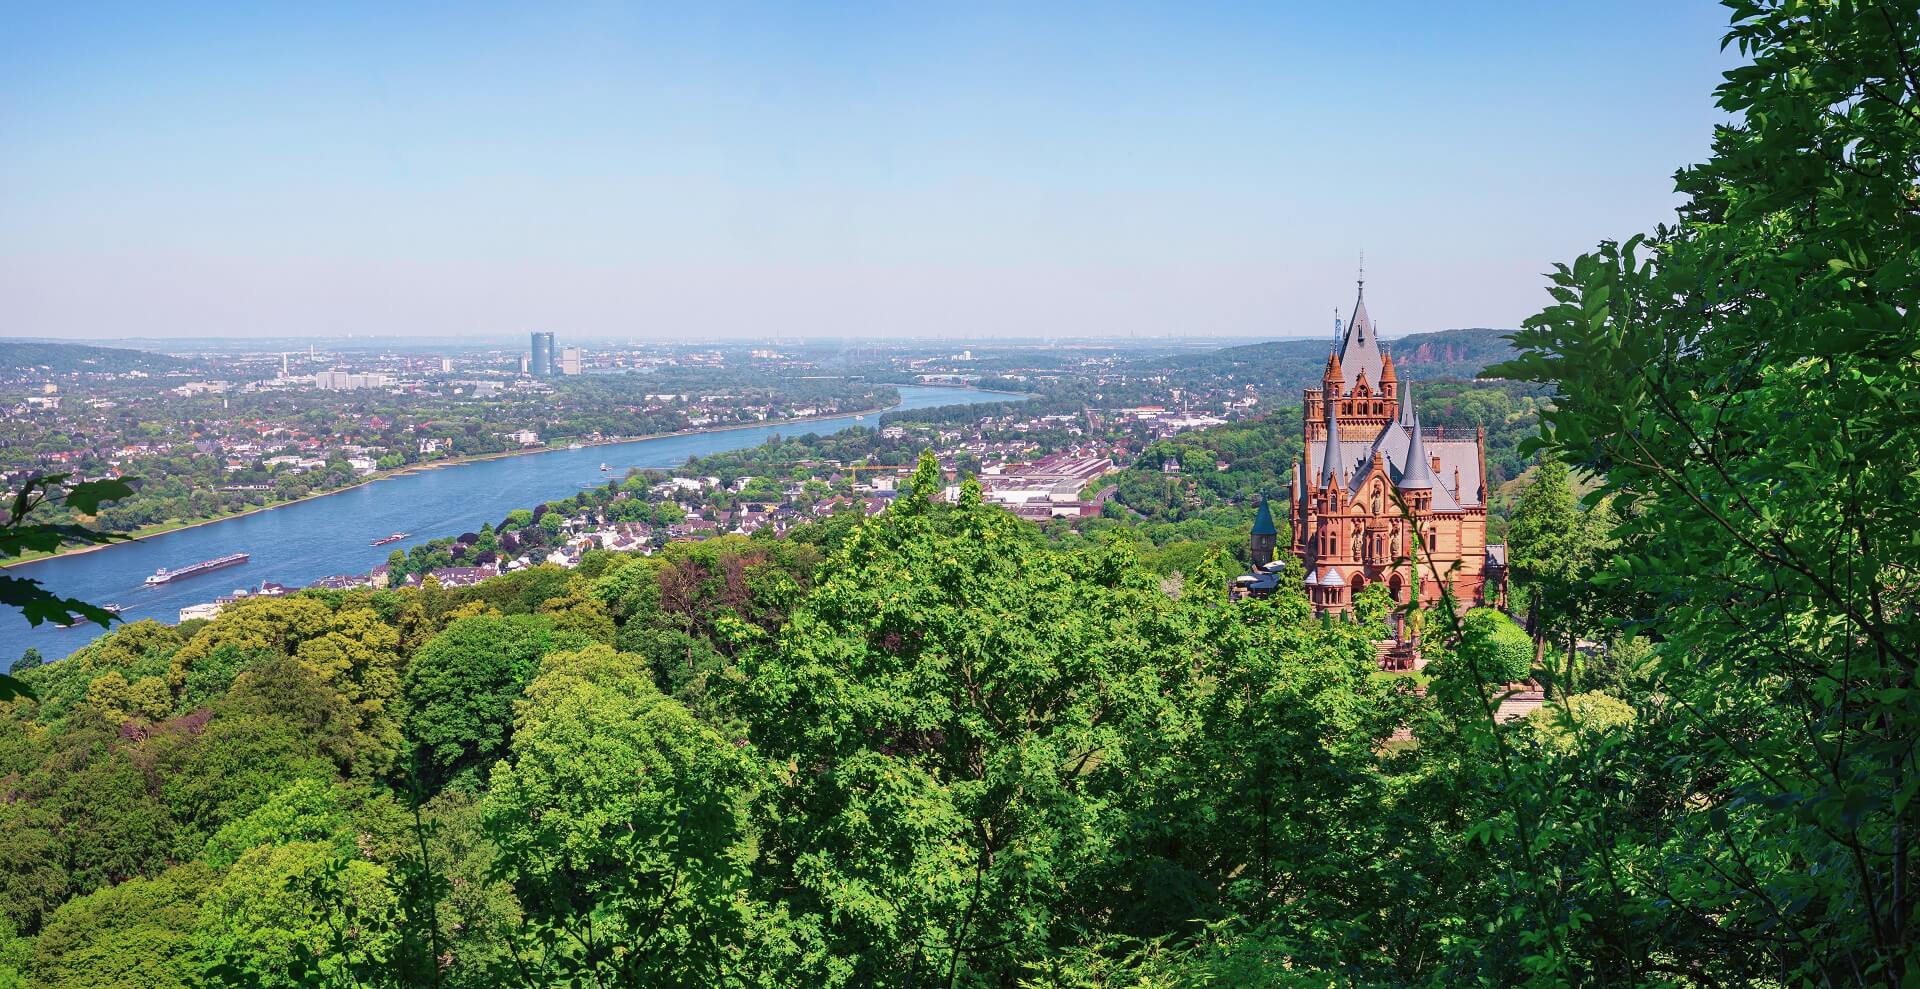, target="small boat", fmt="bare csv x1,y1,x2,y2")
599,463,610,471
370,532,408,546
146,552,250,586
59,602,126,629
